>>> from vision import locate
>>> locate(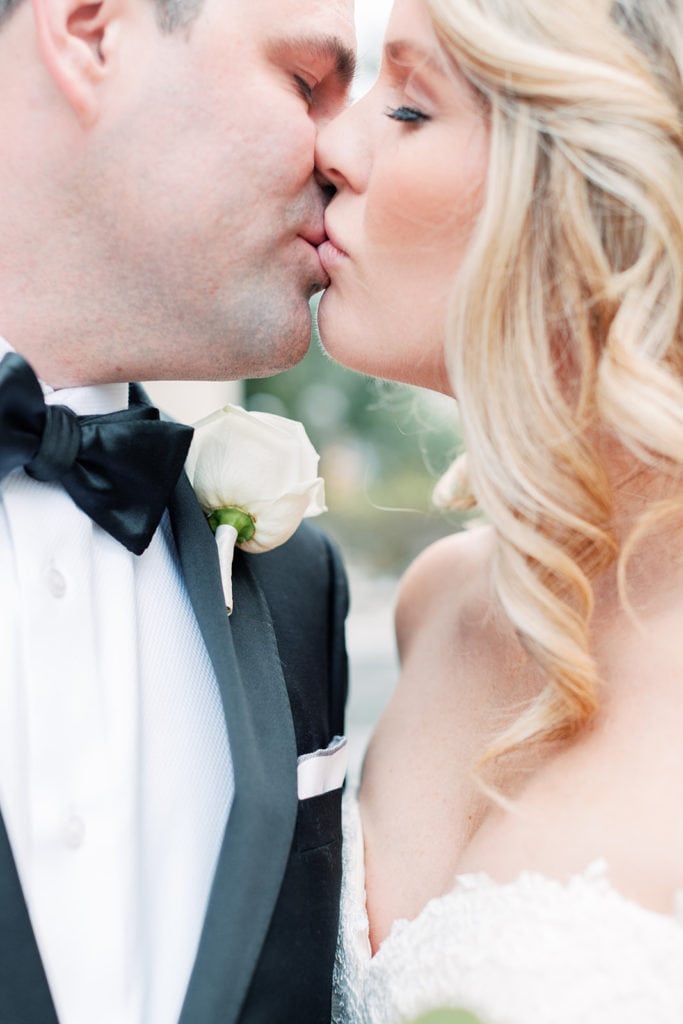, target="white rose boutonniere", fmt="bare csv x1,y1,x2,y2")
185,404,326,613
